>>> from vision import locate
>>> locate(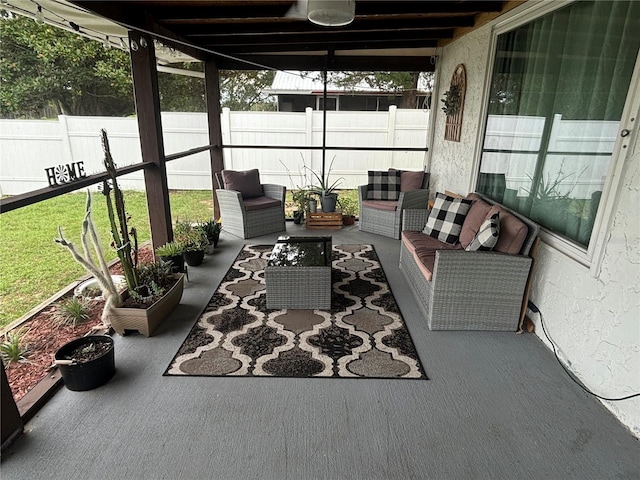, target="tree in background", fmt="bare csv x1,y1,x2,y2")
325,71,433,109
0,11,277,117
158,66,276,112
0,13,134,118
